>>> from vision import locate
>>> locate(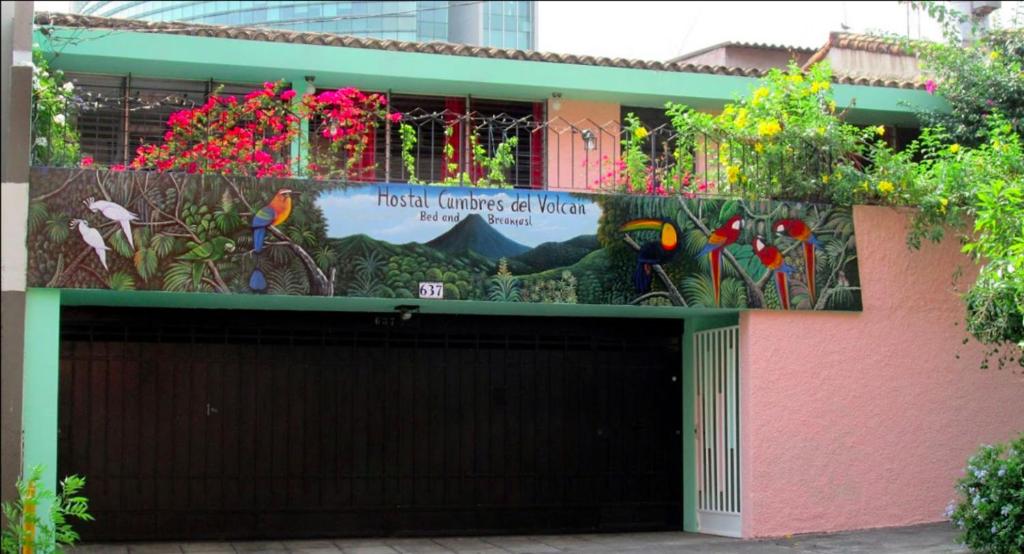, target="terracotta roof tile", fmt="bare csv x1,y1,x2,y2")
34,12,923,89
